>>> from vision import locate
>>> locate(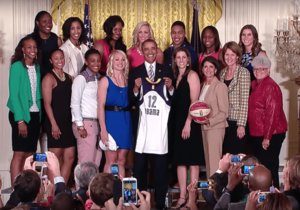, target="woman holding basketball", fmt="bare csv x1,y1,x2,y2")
196,56,228,177
170,47,204,209
219,41,251,155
